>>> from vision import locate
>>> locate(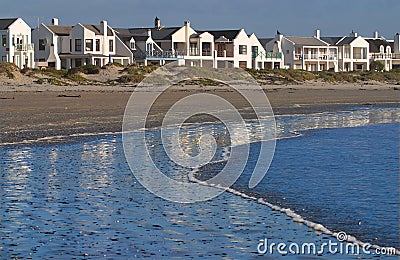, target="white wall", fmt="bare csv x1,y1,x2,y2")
1,18,34,68
233,29,251,68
